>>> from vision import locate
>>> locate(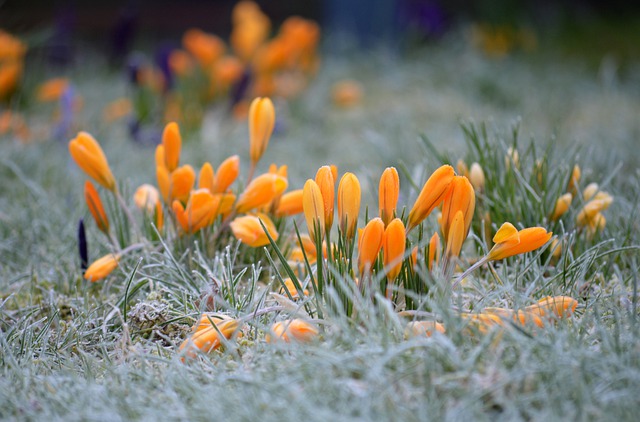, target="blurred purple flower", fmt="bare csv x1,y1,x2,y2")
155,44,176,92
110,5,139,64
229,69,252,111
